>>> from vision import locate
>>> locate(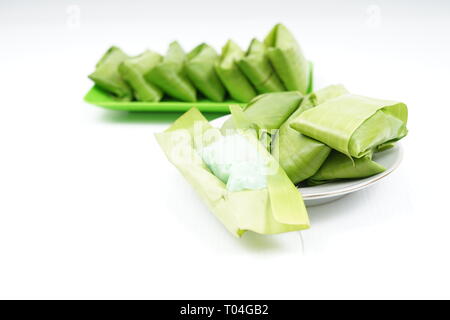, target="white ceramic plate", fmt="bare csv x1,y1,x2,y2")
210,115,403,207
